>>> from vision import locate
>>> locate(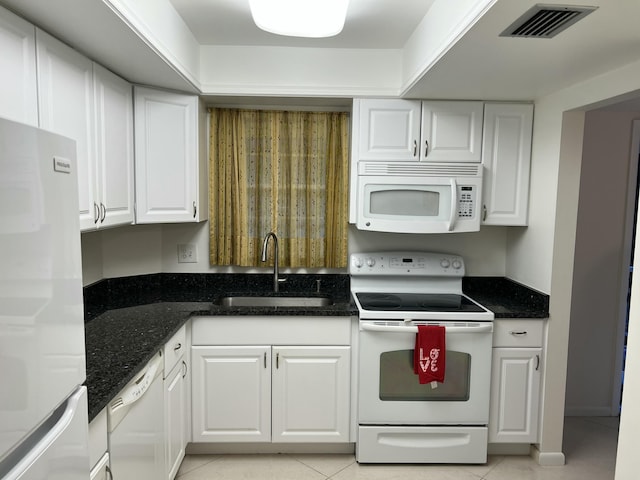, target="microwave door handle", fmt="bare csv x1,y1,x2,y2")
447,178,457,231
